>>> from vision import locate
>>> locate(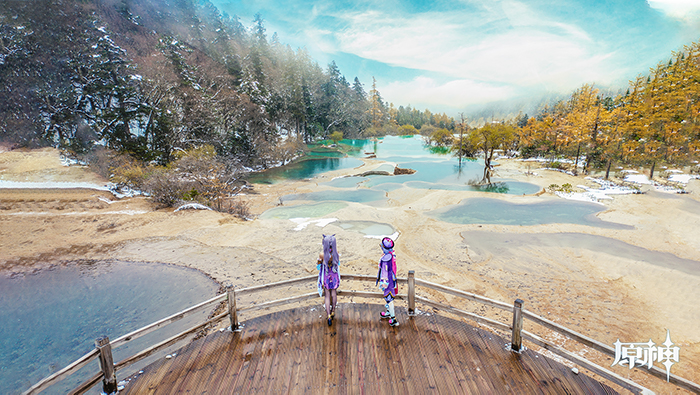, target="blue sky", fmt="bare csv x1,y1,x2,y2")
210,0,700,116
